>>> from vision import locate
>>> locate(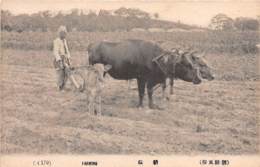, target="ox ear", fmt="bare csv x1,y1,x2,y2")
178,49,185,55
181,51,190,56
